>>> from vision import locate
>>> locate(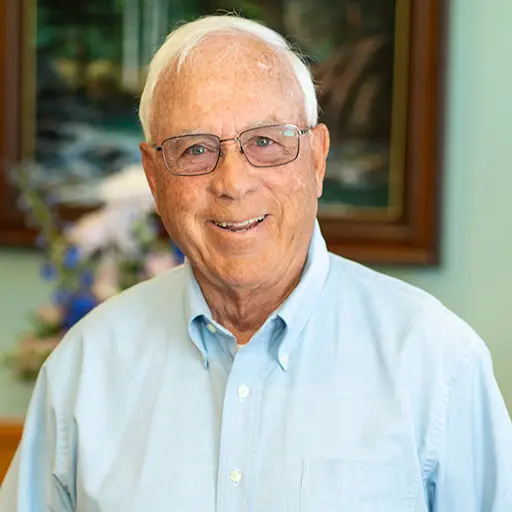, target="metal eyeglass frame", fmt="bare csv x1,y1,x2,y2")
152,123,312,176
